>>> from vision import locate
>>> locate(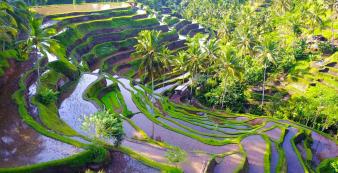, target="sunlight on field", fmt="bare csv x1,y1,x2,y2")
31,2,130,15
